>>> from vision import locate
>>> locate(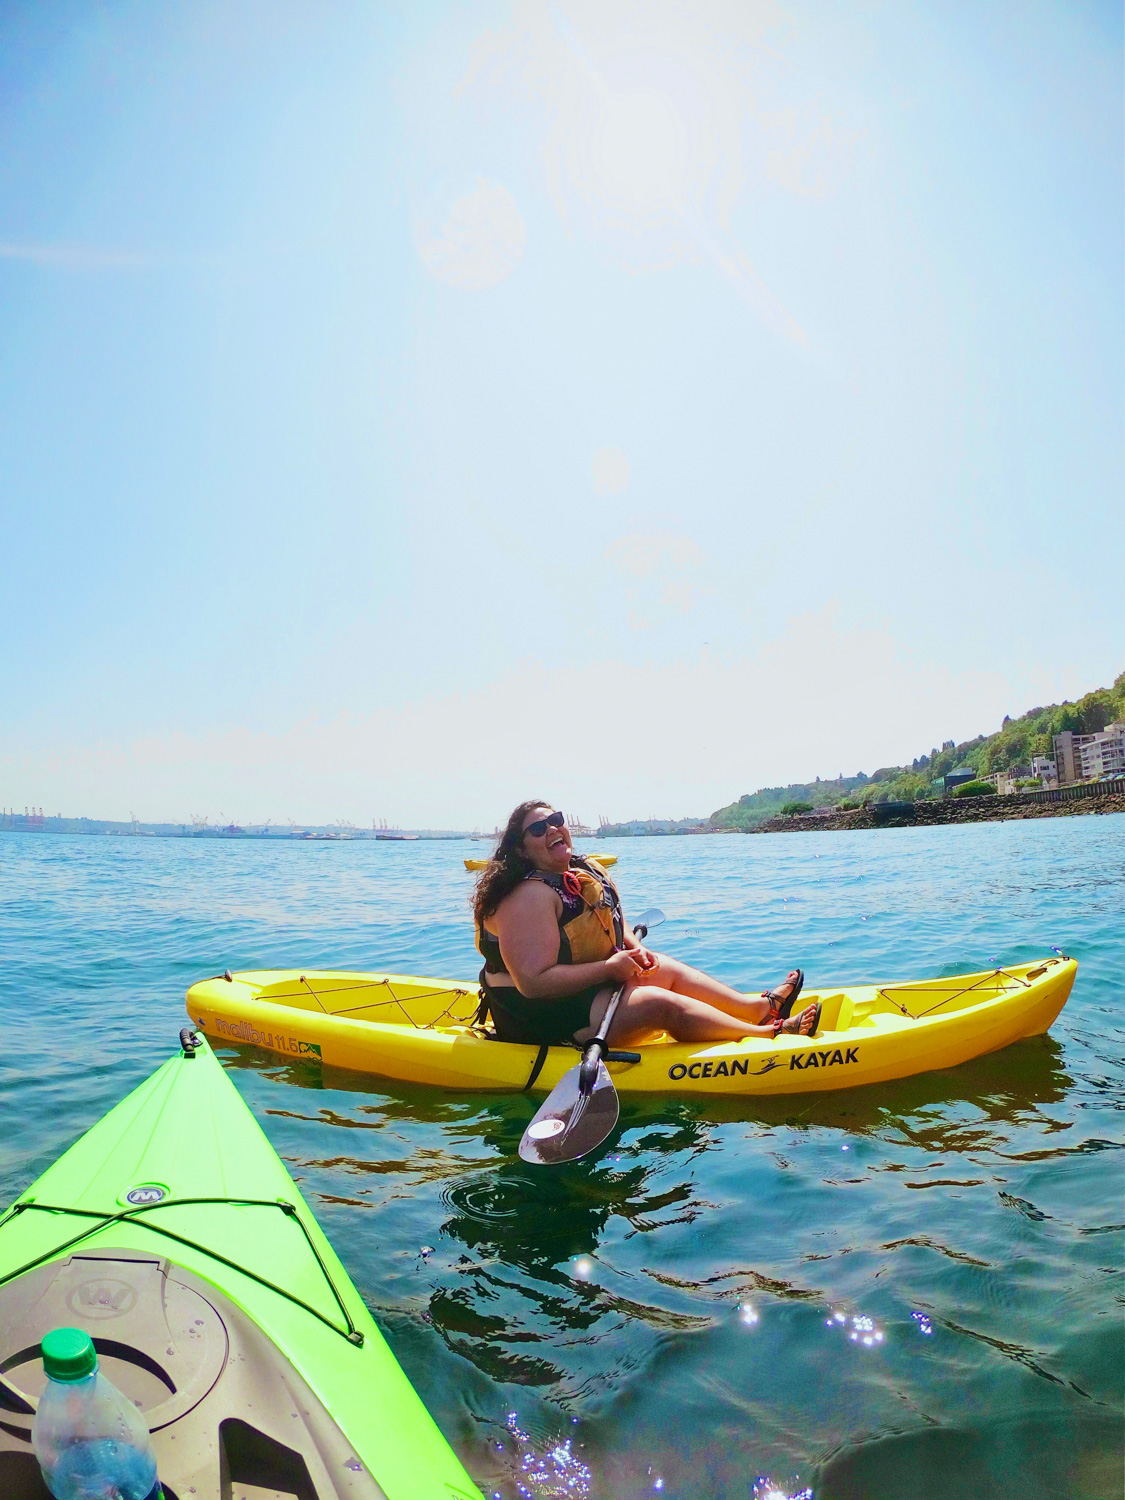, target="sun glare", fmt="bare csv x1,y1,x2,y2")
460,6,811,337
592,88,690,208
